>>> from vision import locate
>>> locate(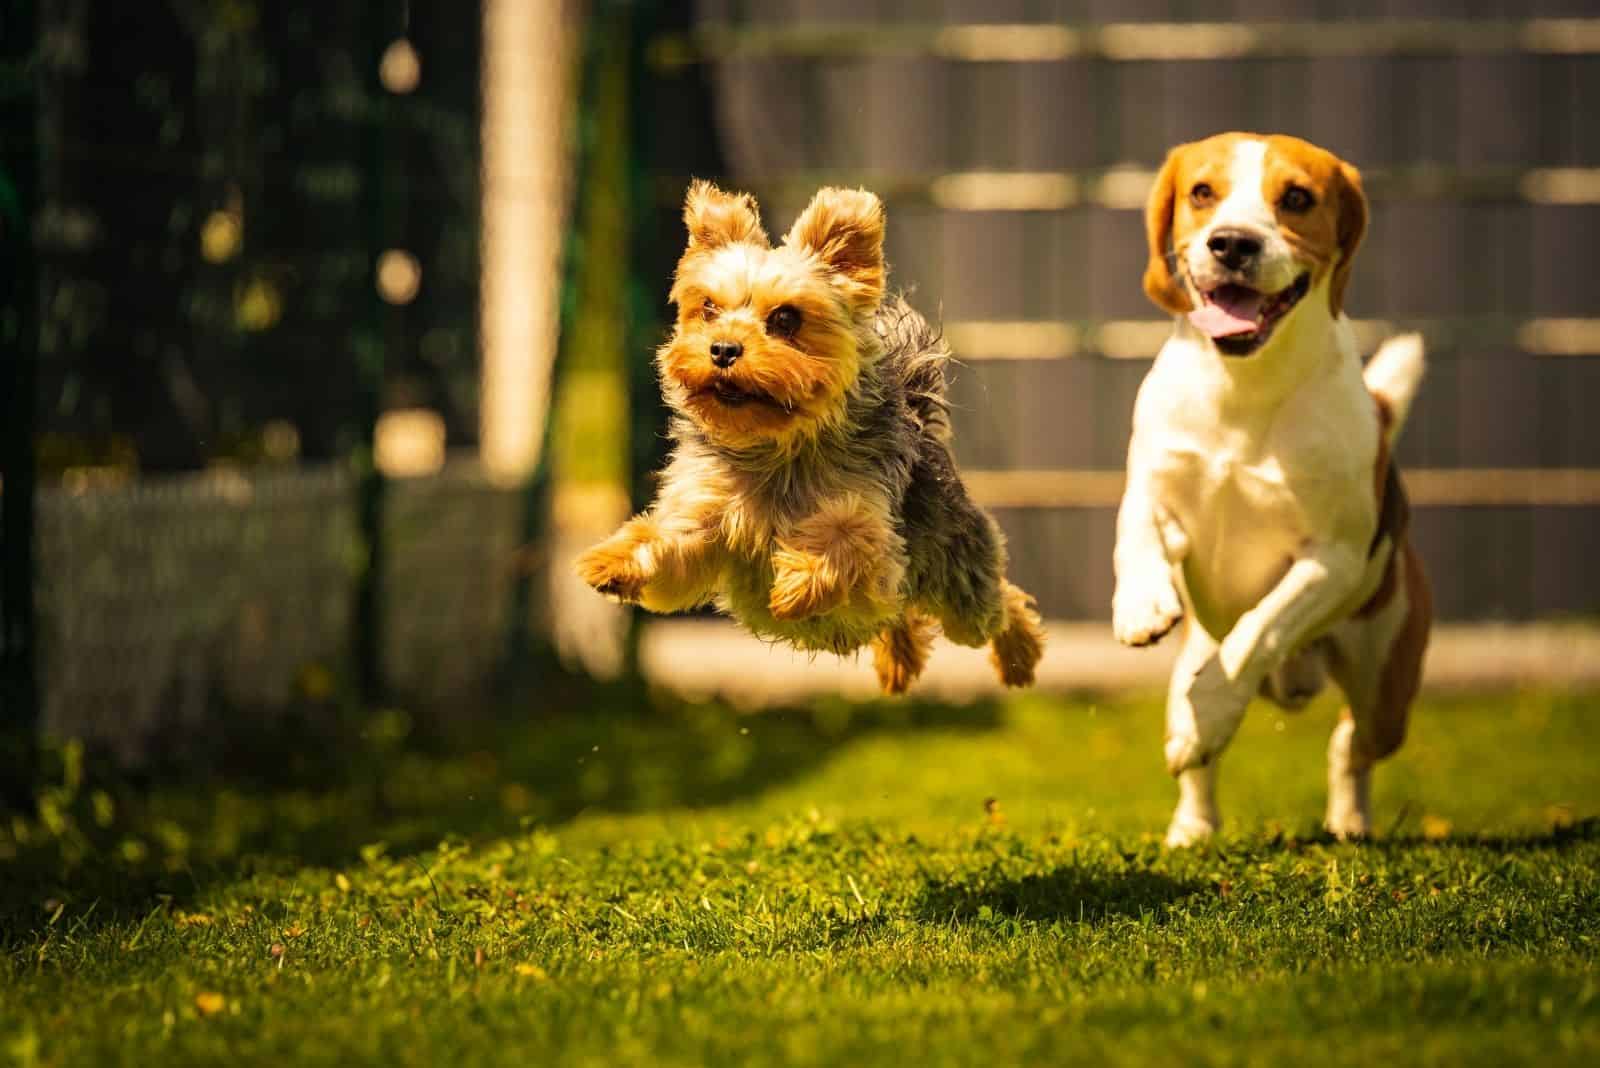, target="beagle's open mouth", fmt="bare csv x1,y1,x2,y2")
1189,273,1311,356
